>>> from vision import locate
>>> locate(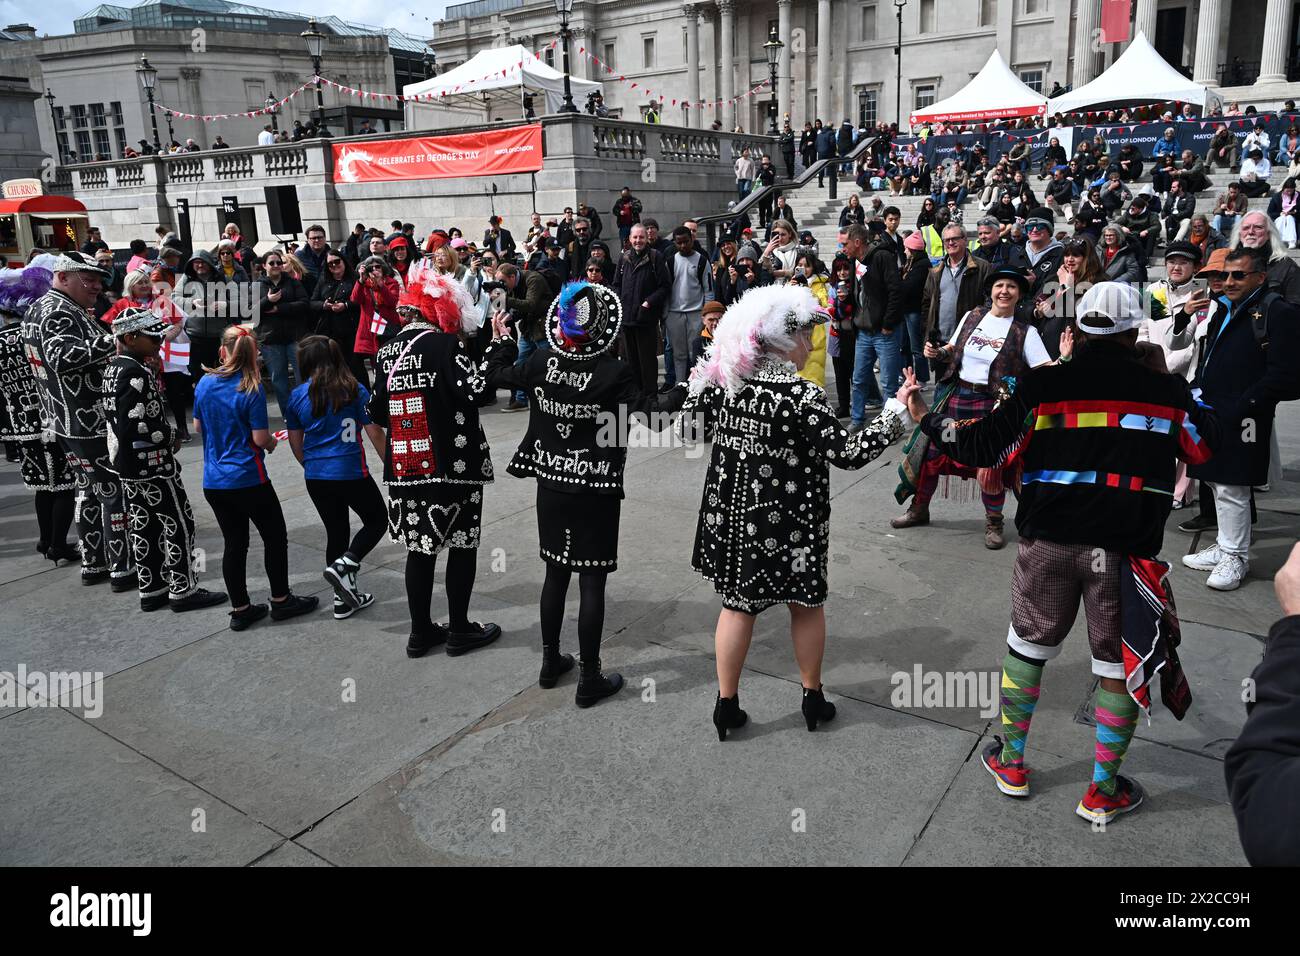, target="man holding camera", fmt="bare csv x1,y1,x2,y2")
491,263,551,411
